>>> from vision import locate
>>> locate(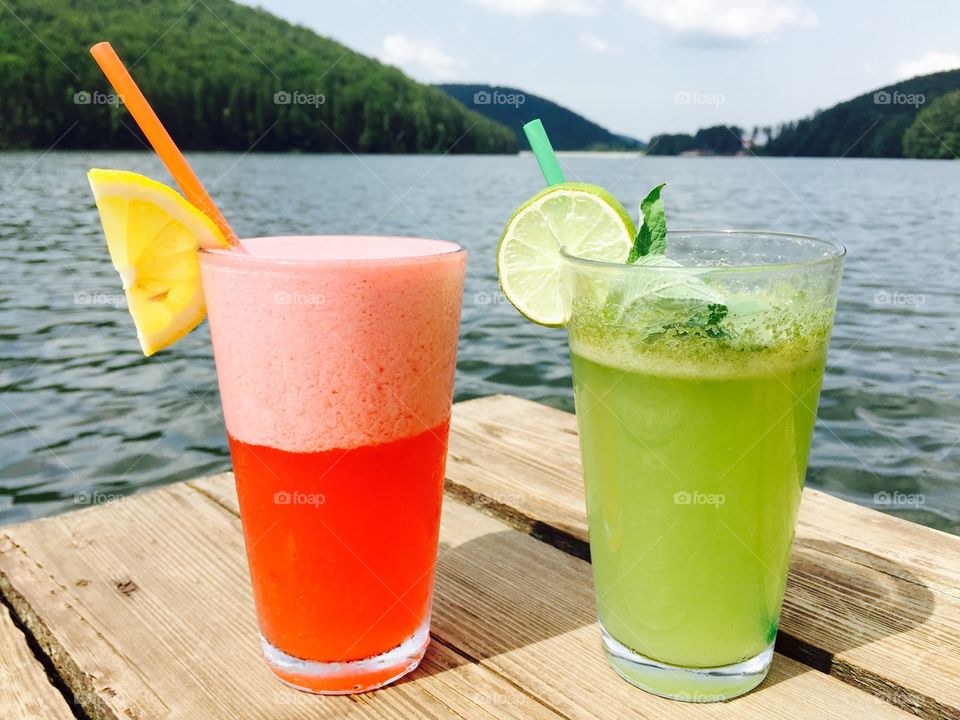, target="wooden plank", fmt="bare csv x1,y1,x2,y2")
445,394,960,719
0,601,73,719
0,482,559,720
192,472,913,720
